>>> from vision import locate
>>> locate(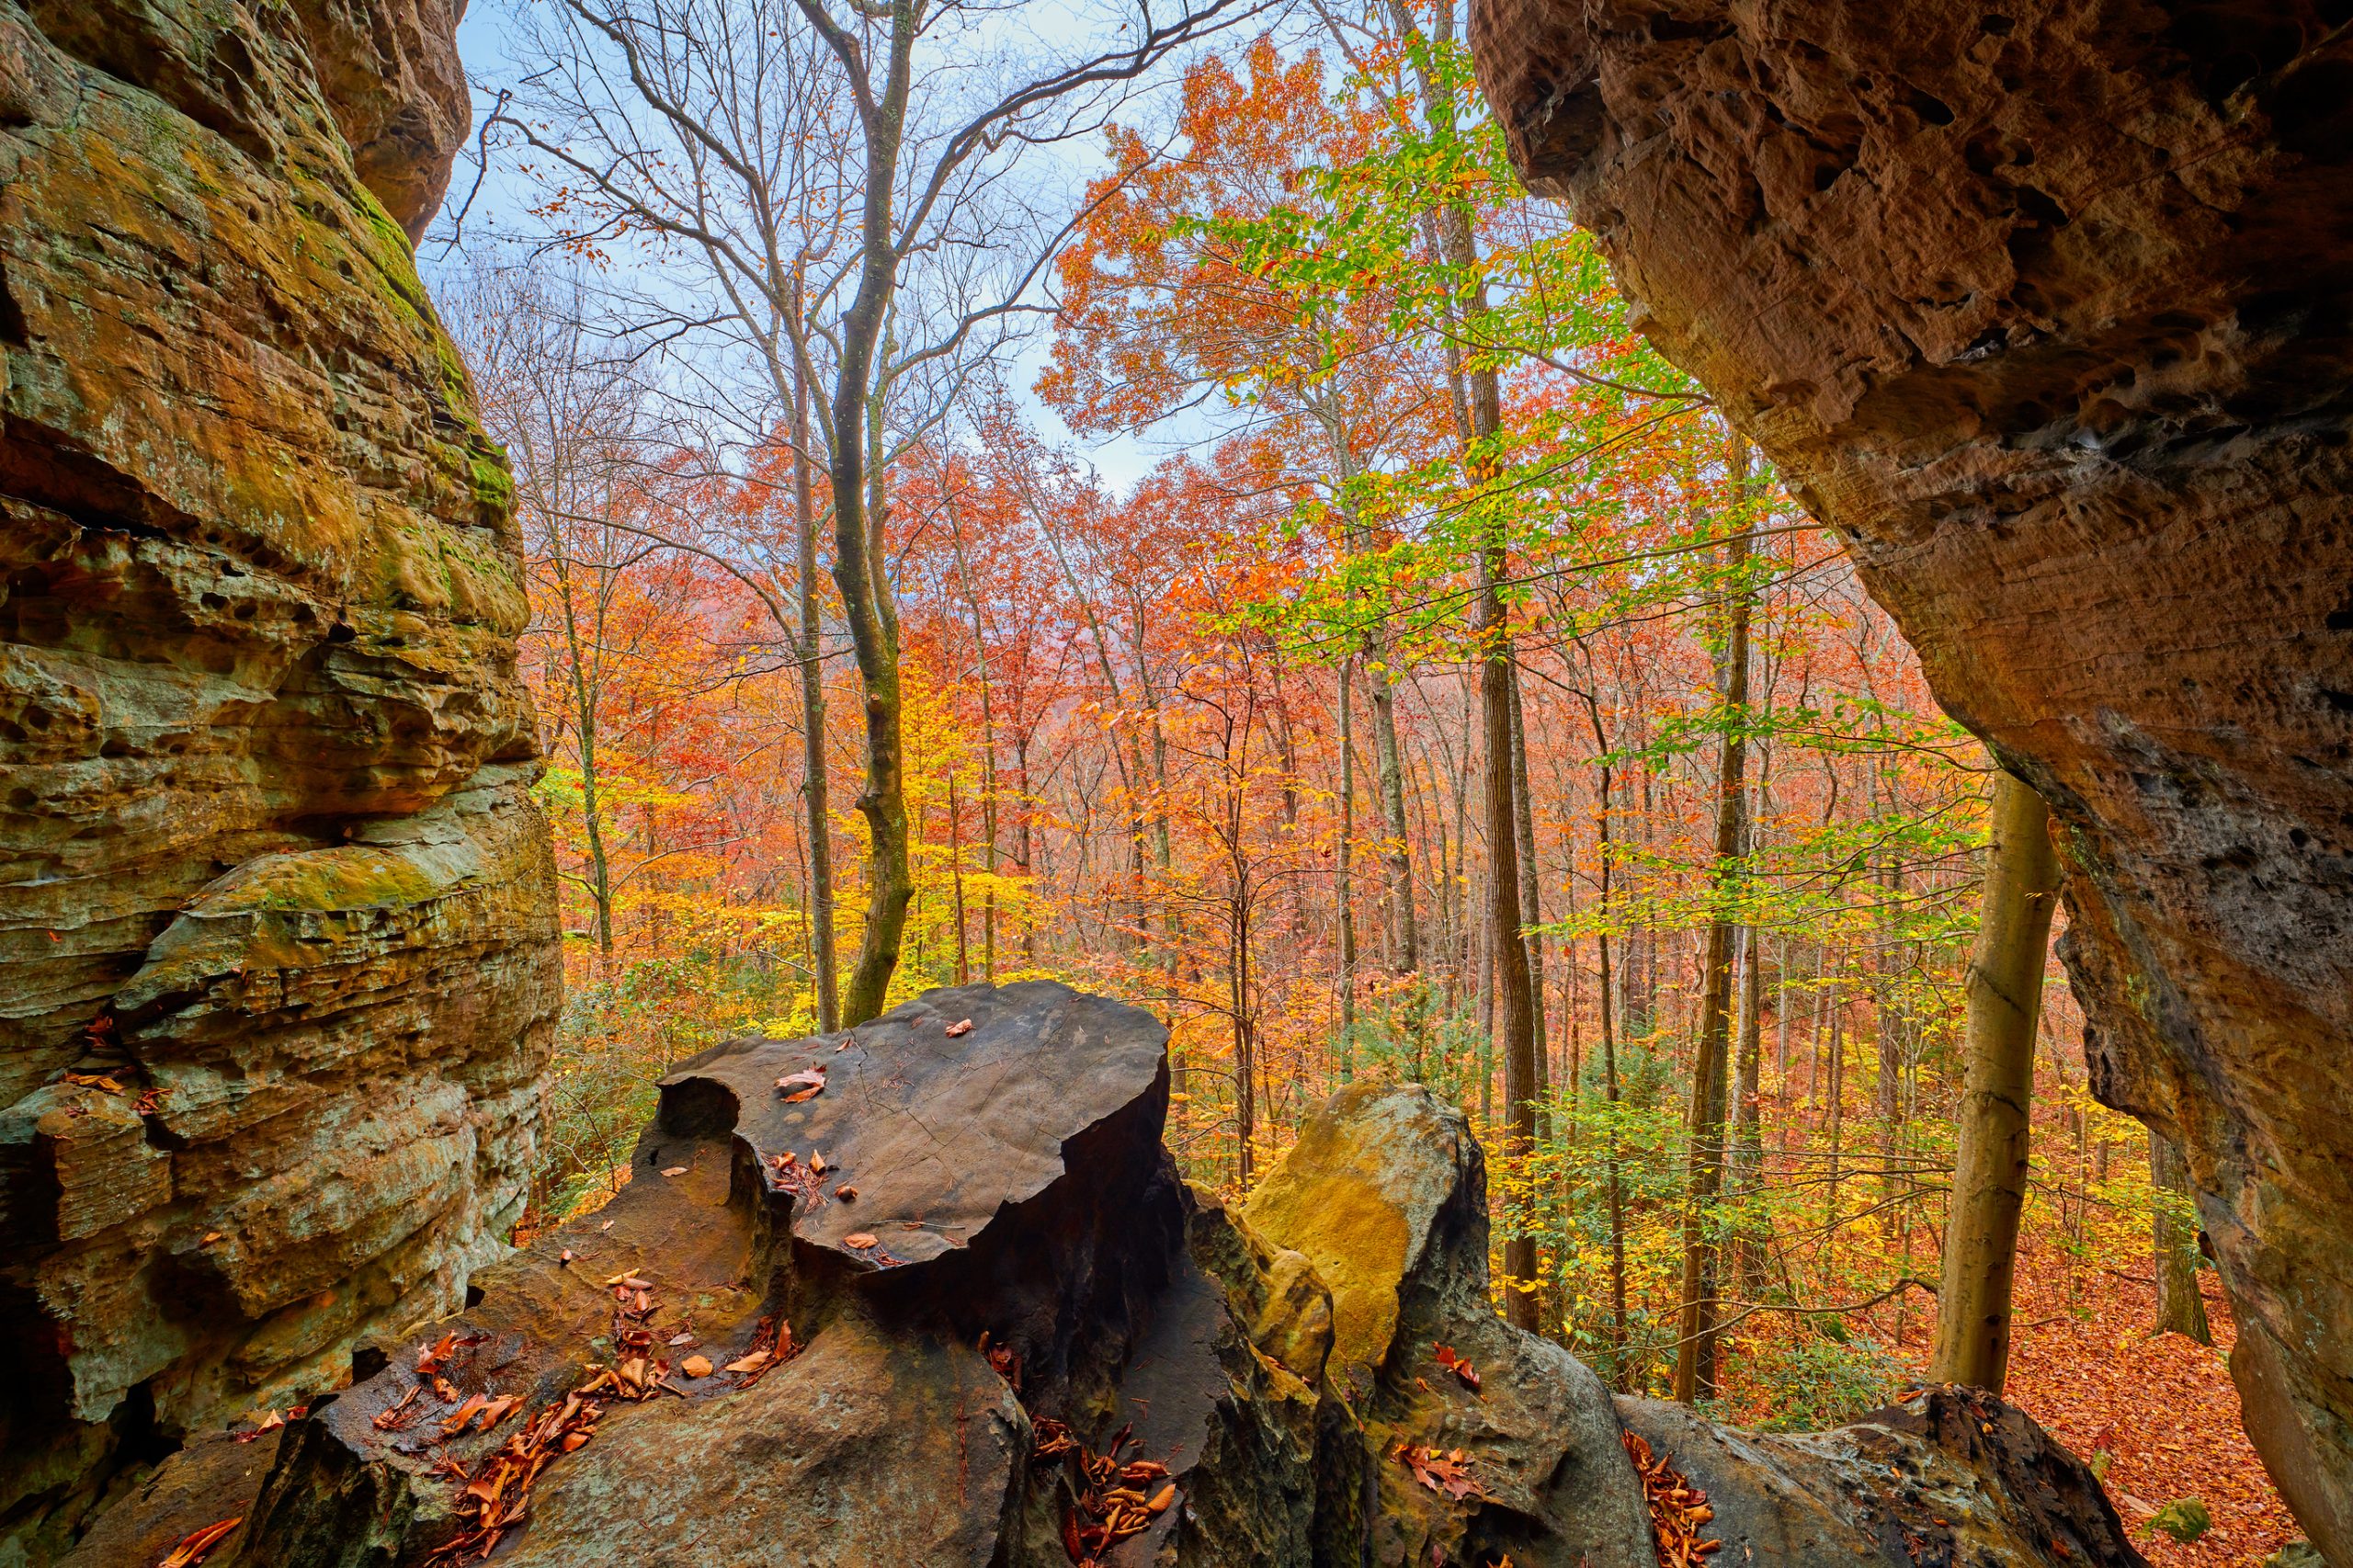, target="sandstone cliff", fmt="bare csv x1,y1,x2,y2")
0,0,556,1554
1467,1,2353,1556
